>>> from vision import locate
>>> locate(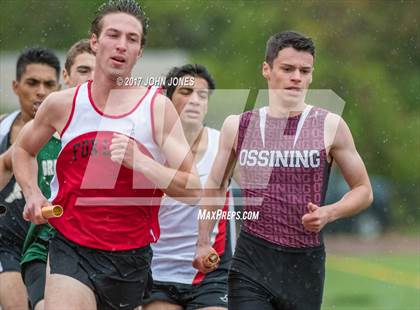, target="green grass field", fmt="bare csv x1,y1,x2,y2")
323,254,420,309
